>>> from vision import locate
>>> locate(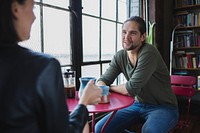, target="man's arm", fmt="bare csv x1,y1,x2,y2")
96,80,107,86
110,84,129,95
96,81,129,95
